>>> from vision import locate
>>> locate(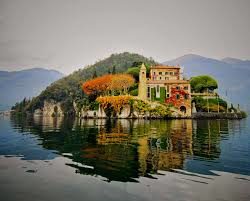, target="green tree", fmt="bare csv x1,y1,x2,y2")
92,69,97,78
112,65,116,74
127,67,140,81
190,75,218,93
